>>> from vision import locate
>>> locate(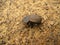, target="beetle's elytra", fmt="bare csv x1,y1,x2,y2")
22,15,42,28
